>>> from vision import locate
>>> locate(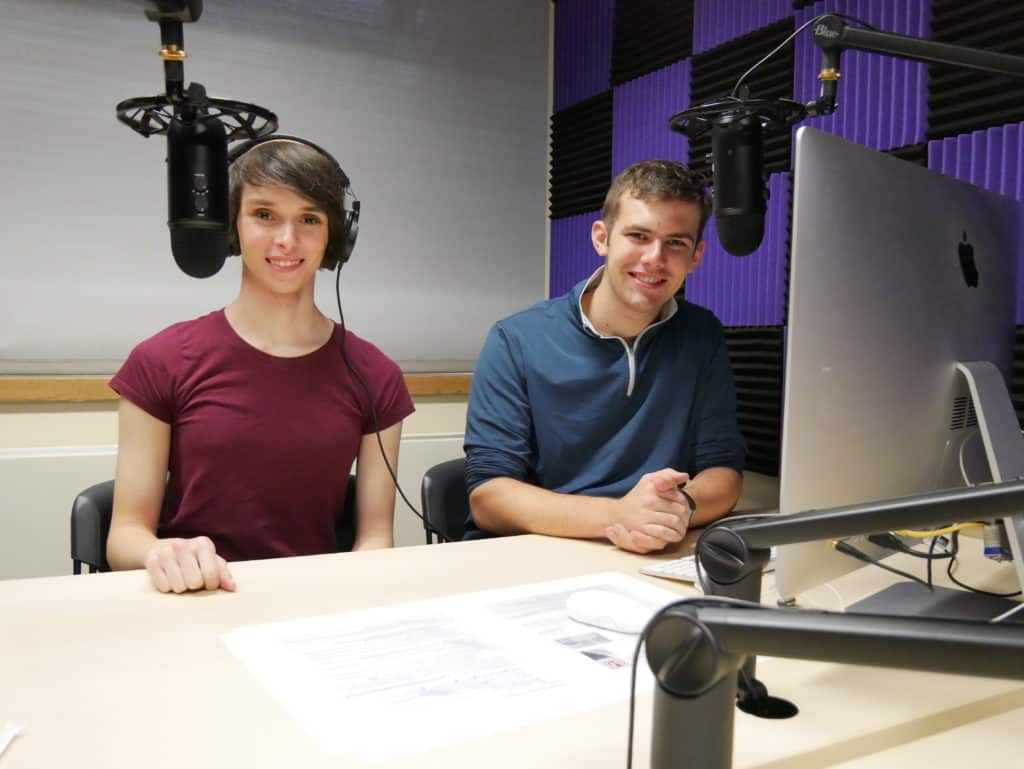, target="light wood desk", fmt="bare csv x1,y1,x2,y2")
2,534,1022,768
